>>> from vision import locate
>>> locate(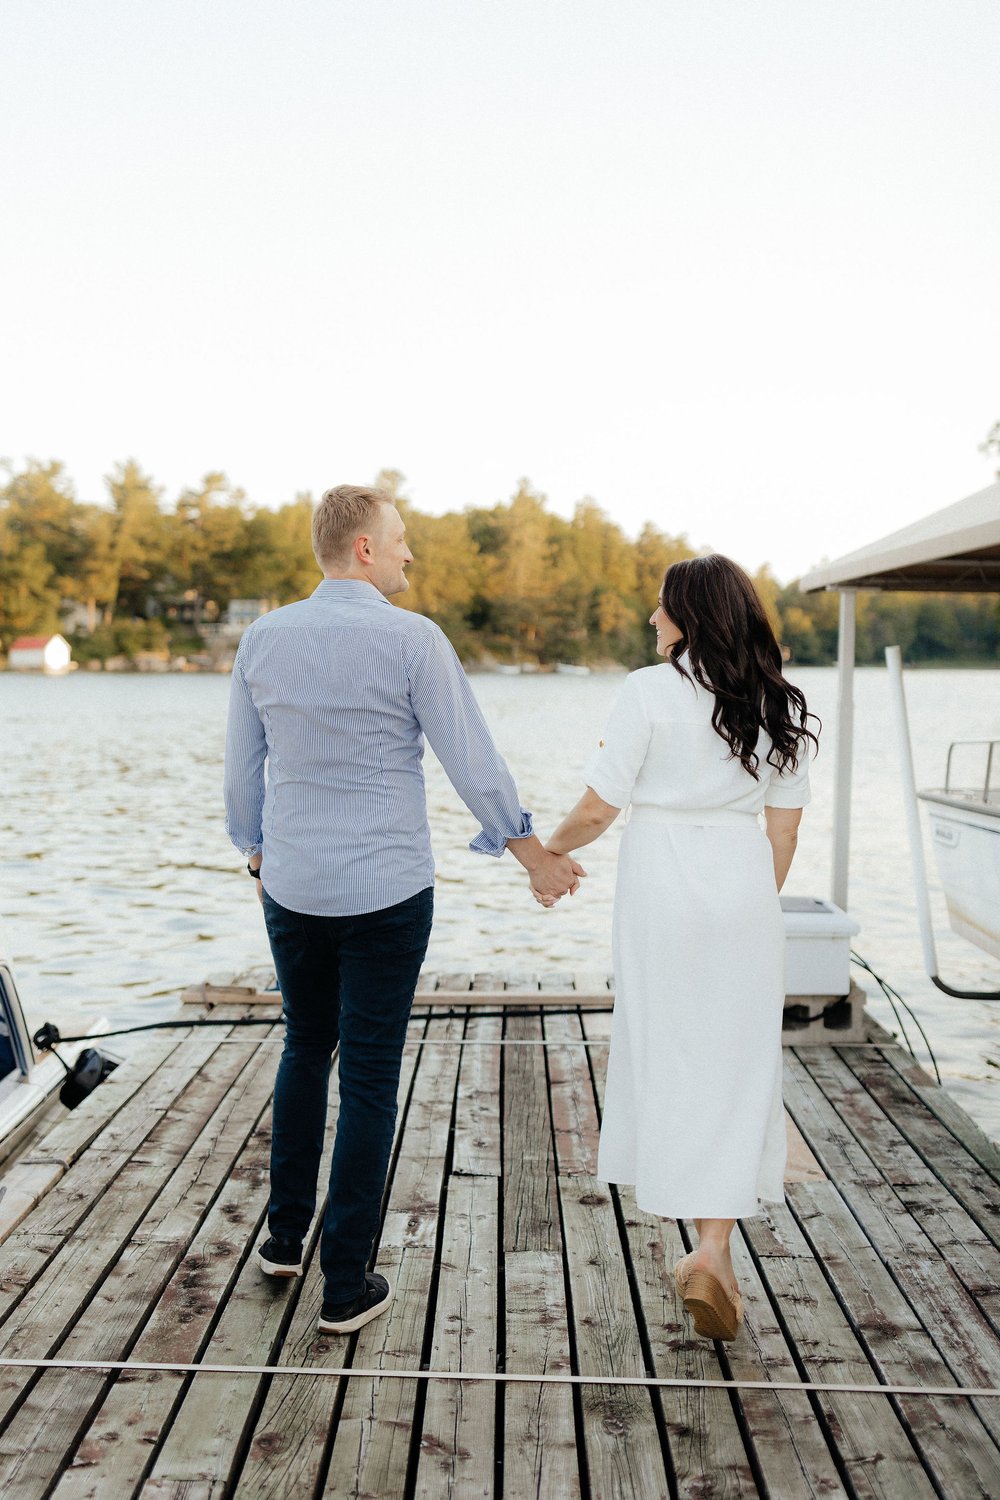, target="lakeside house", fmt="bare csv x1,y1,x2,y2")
7,634,73,673
223,598,271,633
